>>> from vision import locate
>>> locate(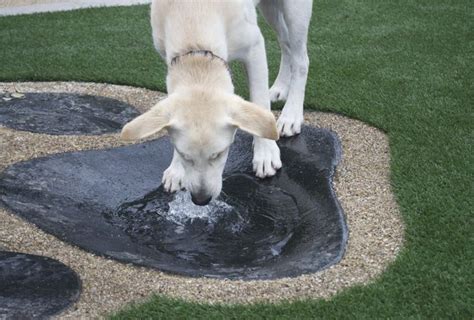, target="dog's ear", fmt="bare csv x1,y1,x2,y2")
121,96,175,141
229,97,279,140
